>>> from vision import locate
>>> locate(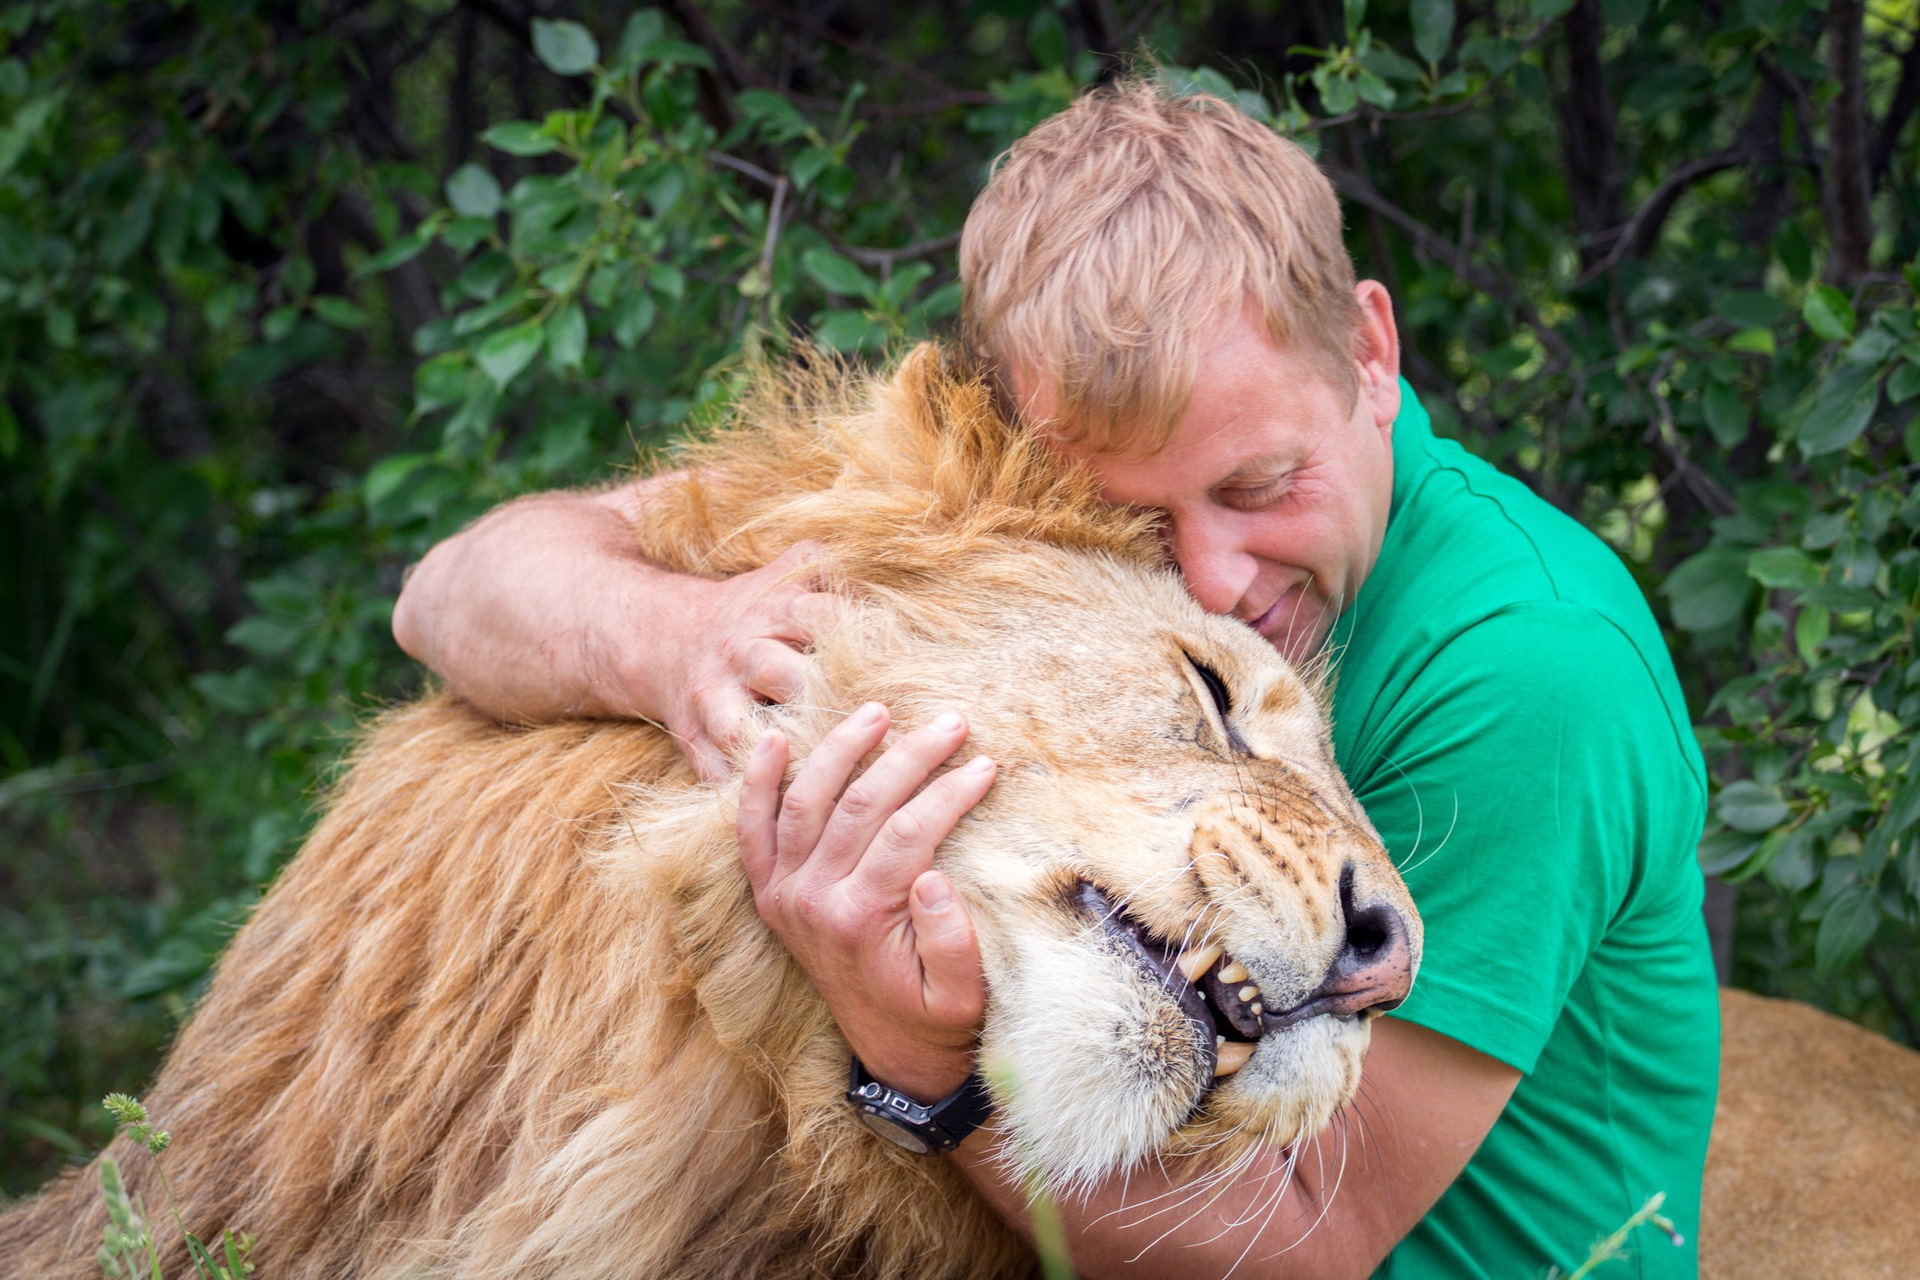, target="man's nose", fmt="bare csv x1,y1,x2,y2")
1168,513,1259,617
